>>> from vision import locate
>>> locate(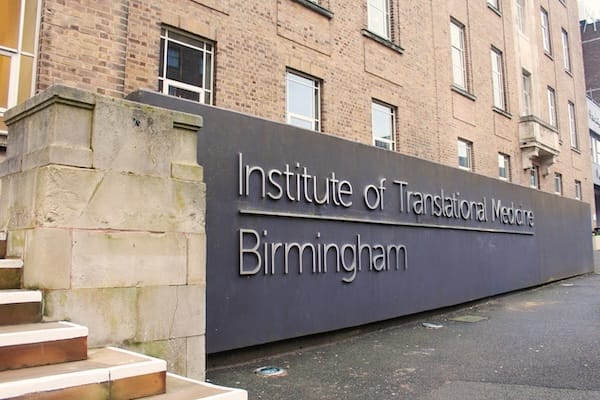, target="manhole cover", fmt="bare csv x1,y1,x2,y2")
254,366,288,377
